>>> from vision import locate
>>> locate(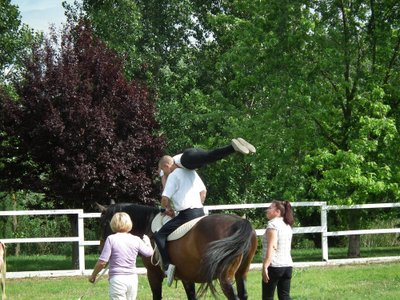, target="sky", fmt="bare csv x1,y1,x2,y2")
11,0,80,33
